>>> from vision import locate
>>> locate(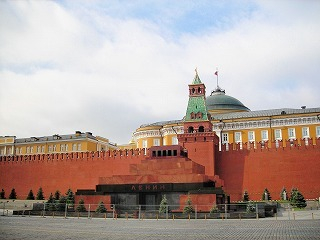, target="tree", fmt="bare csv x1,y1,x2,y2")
36,187,45,200
54,190,60,201
183,194,194,214
243,190,249,202
57,195,66,211
47,193,56,211
262,188,271,201
95,201,107,213
159,194,168,214
280,187,288,201
66,188,75,207
209,204,219,215
26,189,35,200
0,189,6,199
290,188,307,208
76,199,86,212
9,188,17,199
